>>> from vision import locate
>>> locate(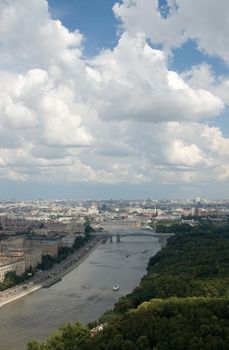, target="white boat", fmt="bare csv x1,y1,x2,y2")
112,284,119,291
142,249,148,253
